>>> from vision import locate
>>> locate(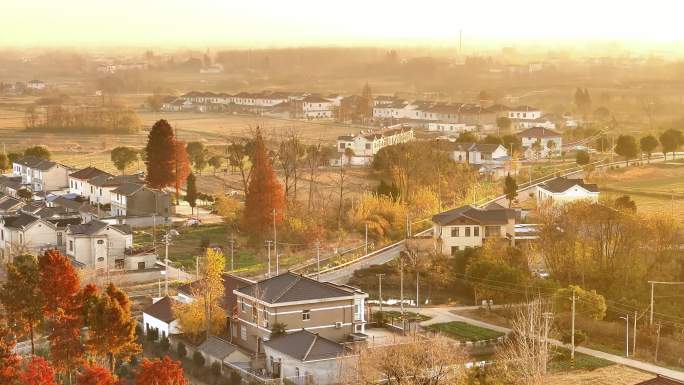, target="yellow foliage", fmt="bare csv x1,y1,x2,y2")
173,300,225,337
215,195,242,224
347,193,407,241
408,186,440,219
